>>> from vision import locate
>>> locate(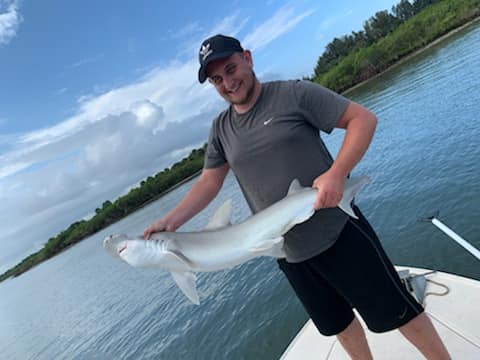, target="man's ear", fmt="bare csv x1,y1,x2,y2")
243,50,253,67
